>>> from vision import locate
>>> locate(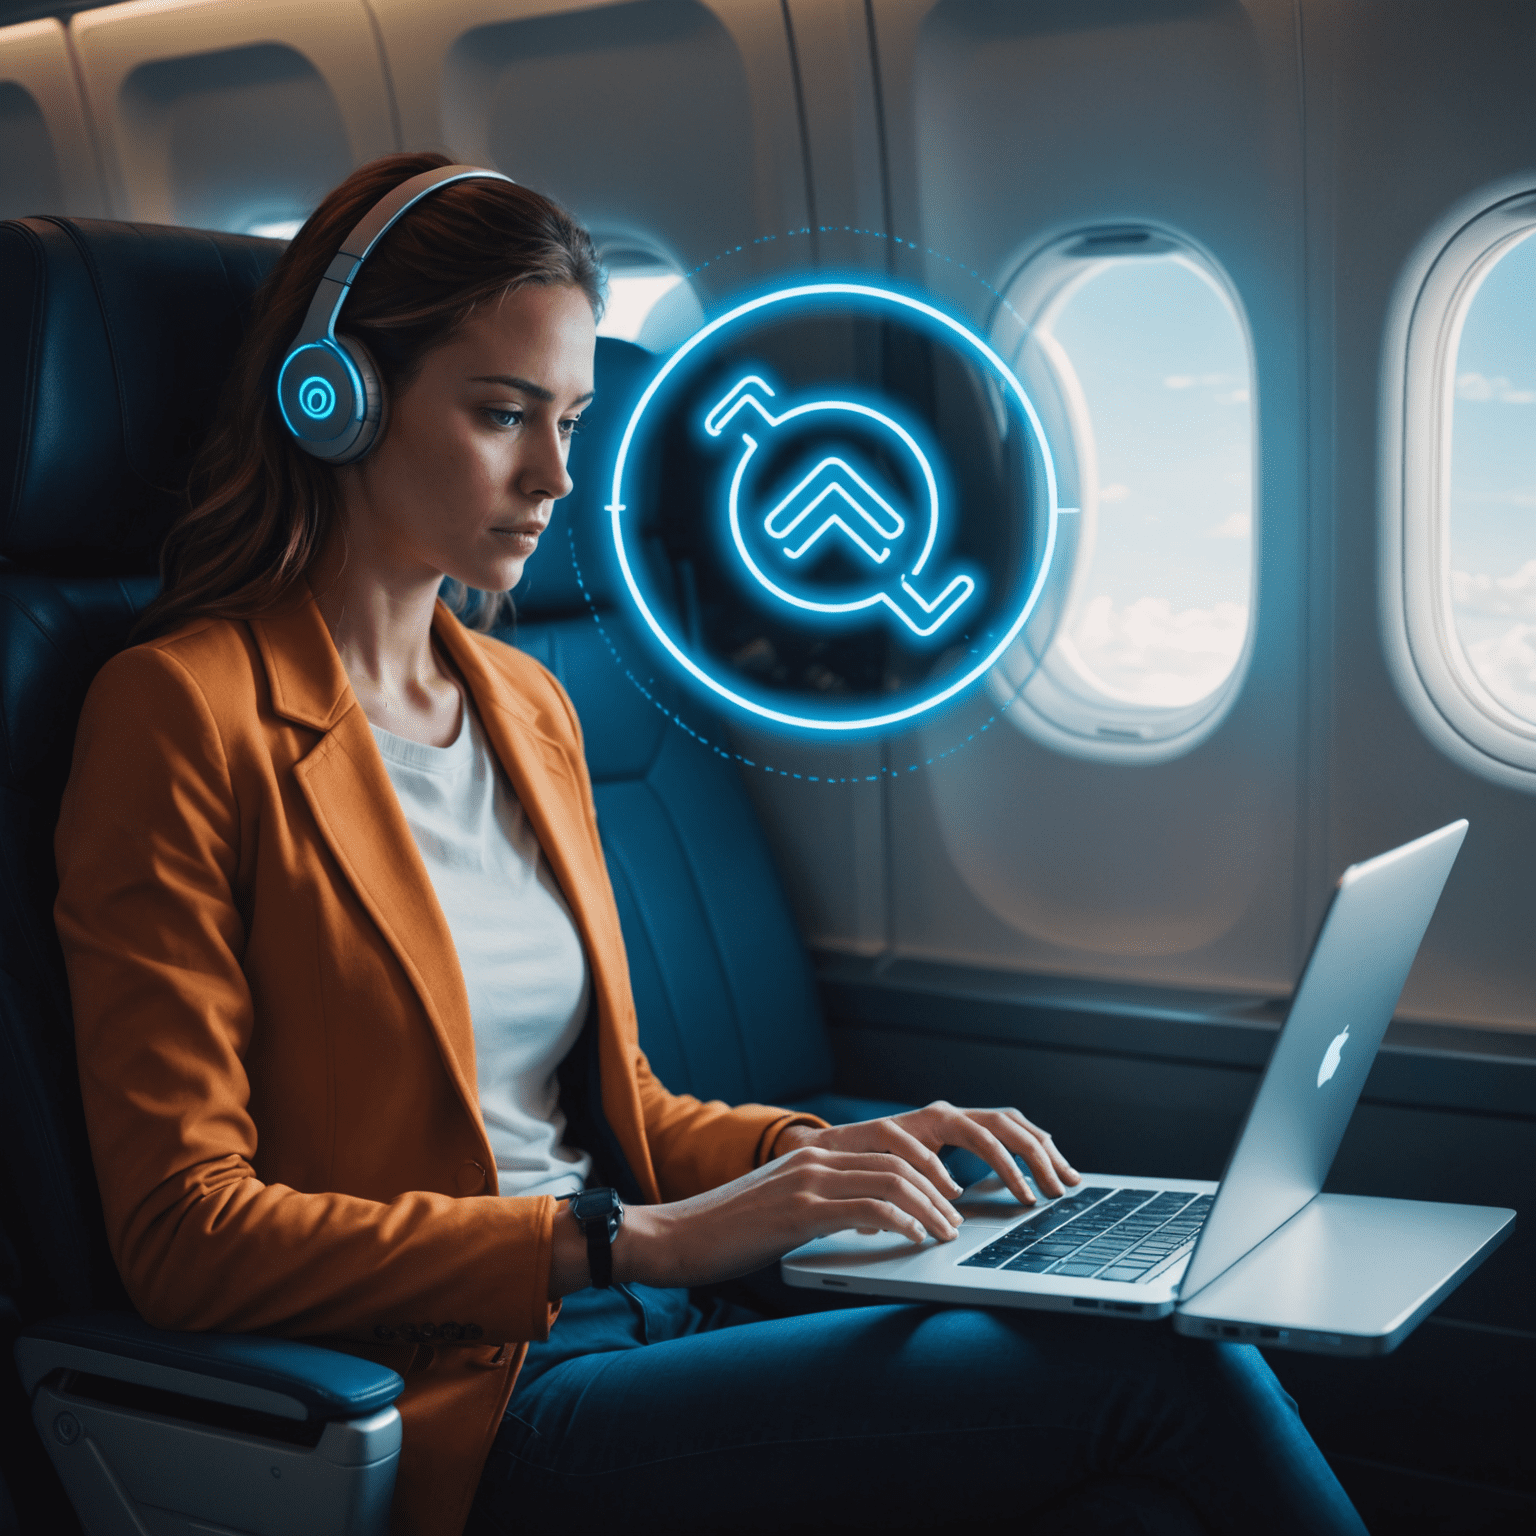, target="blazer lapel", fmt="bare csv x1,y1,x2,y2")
250,594,486,1140
434,610,660,1202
